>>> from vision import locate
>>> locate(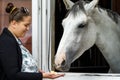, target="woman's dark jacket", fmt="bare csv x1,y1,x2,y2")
0,28,43,80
